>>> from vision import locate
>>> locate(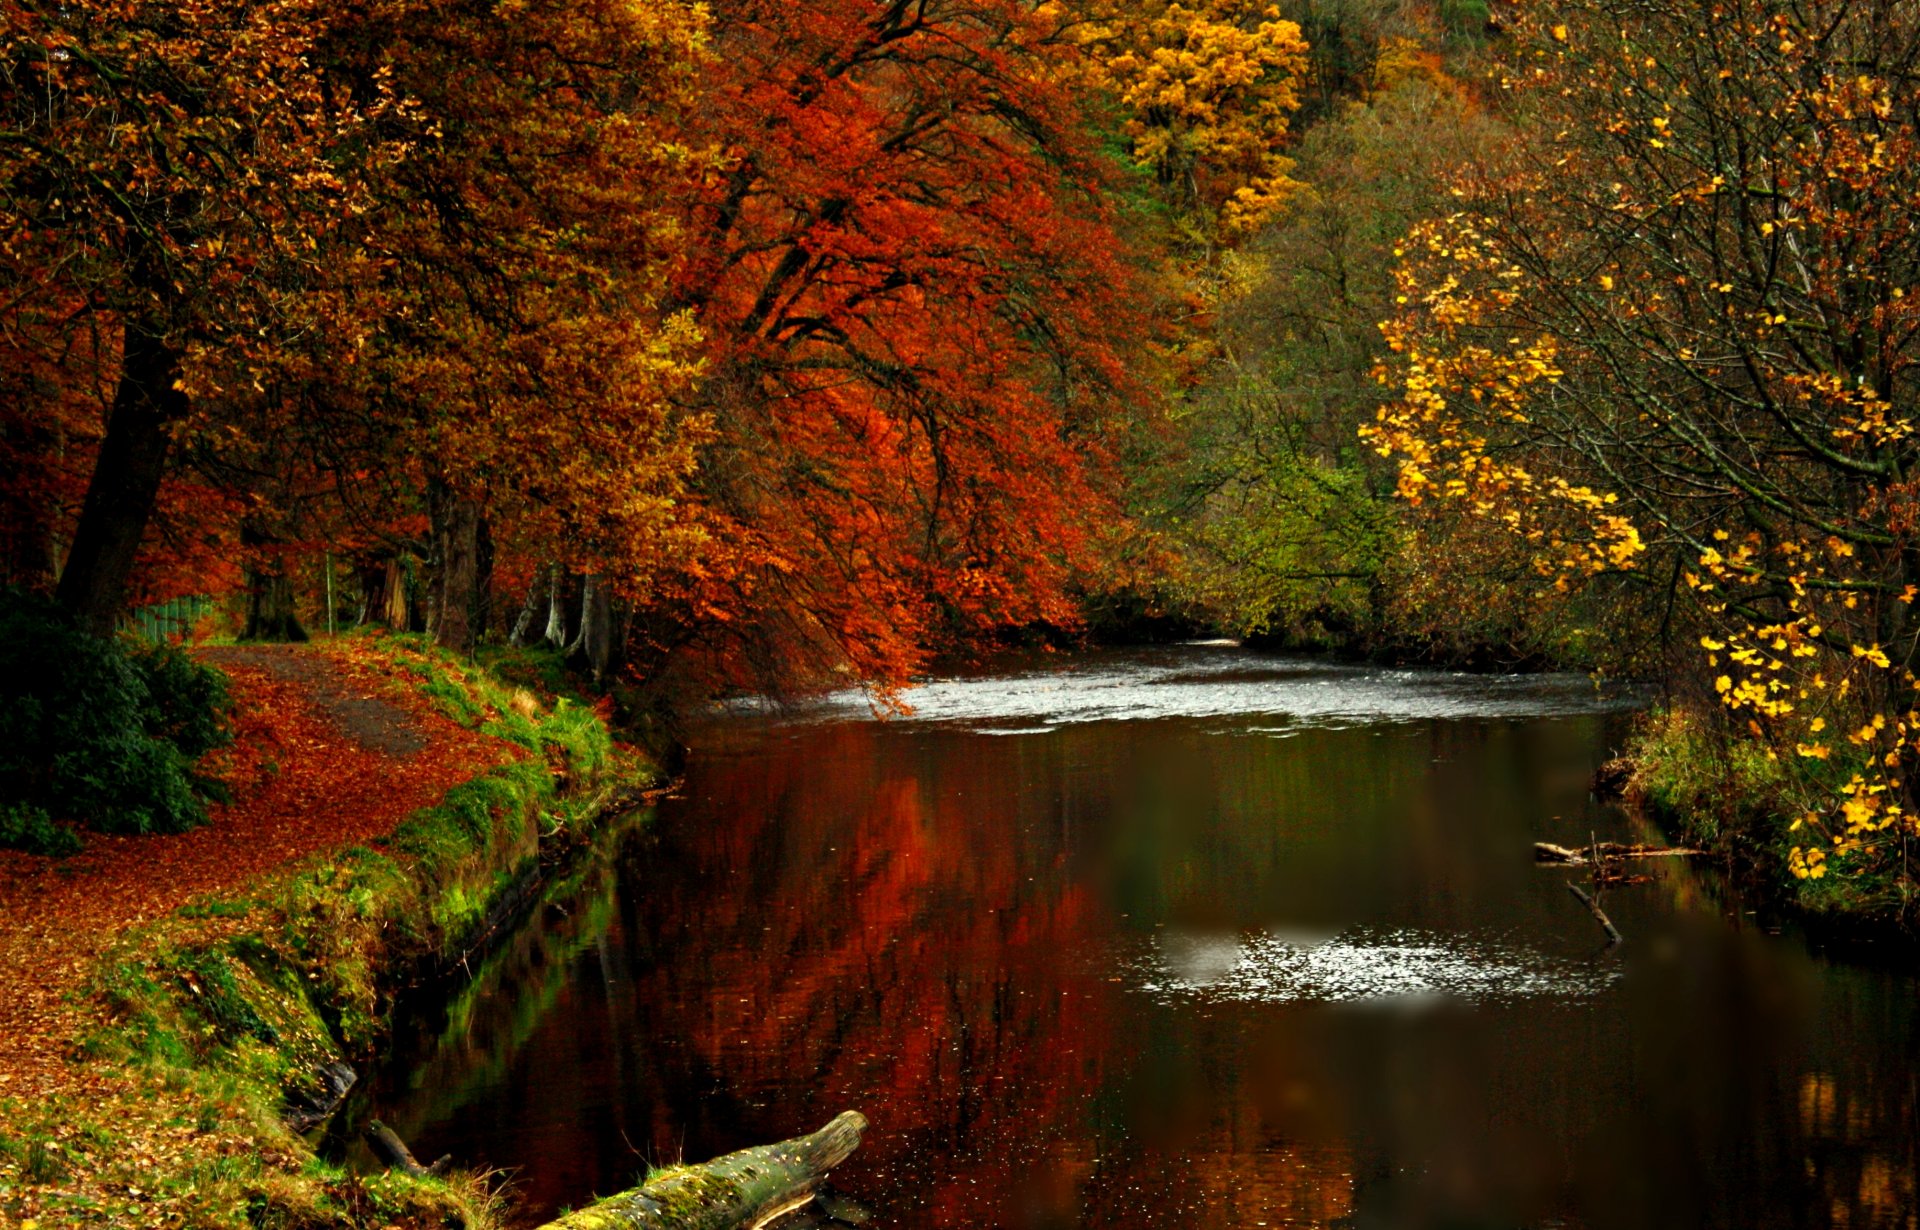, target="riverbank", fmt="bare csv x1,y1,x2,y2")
1625,705,1919,944
0,633,660,1229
